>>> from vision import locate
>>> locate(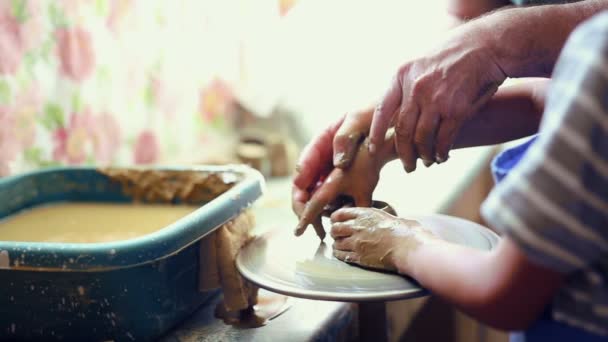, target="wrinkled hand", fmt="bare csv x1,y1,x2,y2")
330,208,435,272
294,131,396,240
292,109,374,228
293,139,380,239
369,24,506,172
